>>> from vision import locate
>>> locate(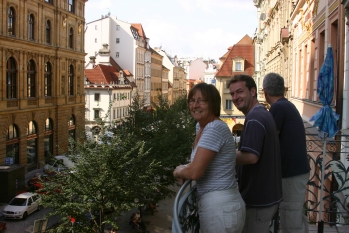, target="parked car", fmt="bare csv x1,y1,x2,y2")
2,192,42,220
44,155,75,175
